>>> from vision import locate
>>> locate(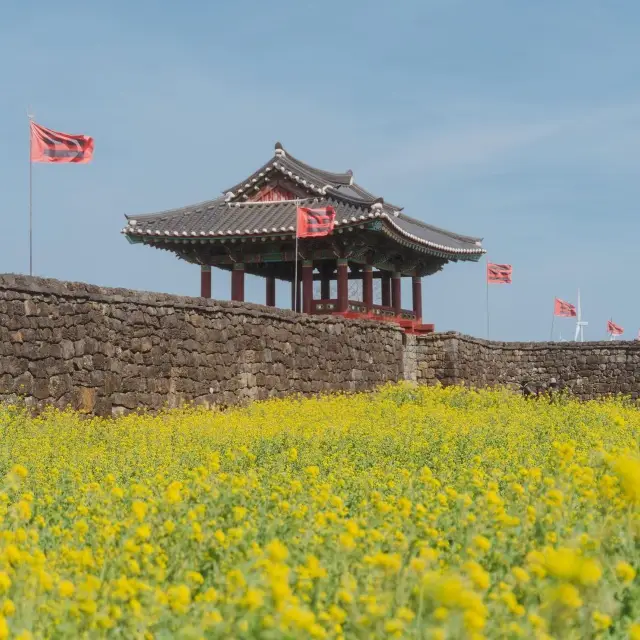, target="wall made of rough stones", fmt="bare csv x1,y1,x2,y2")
415,332,640,399
2,276,640,416
0,275,404,416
